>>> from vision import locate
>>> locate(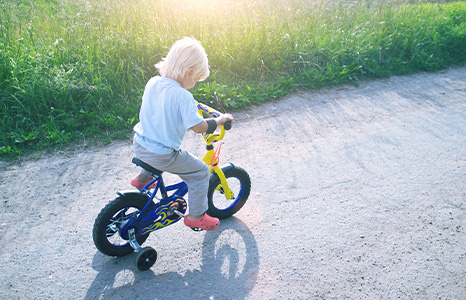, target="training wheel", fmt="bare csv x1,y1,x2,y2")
135,247,158,271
